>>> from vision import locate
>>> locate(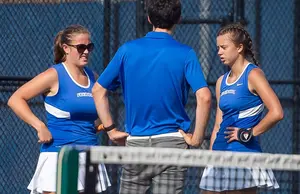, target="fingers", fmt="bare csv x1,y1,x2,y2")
225,132,237,143
179,130,194,146
179,130,191,139
226,127,238,131
108,131,129,143
38,138,52,144
225,127,239,143
227,137,235,143
224,131,234,134
116,131,129,138
179,130,193,138
179,129,186,136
